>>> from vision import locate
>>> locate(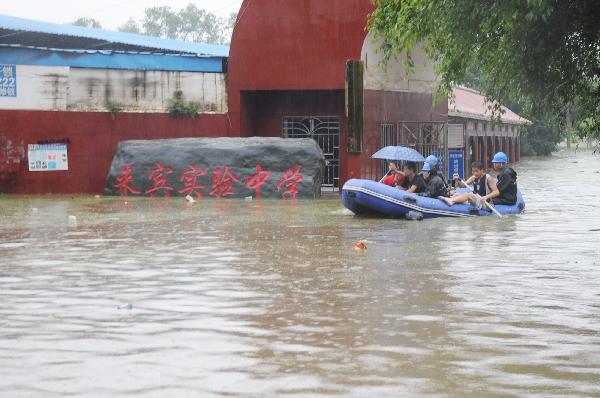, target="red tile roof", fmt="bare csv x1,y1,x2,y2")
449,86,532,125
